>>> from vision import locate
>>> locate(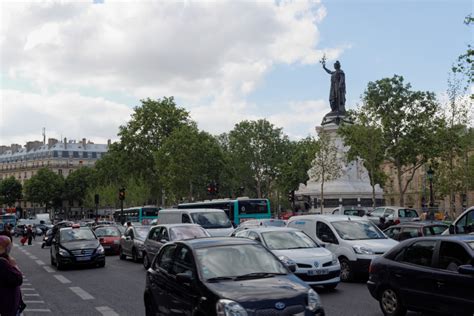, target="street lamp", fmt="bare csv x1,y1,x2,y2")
427,166,435,208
